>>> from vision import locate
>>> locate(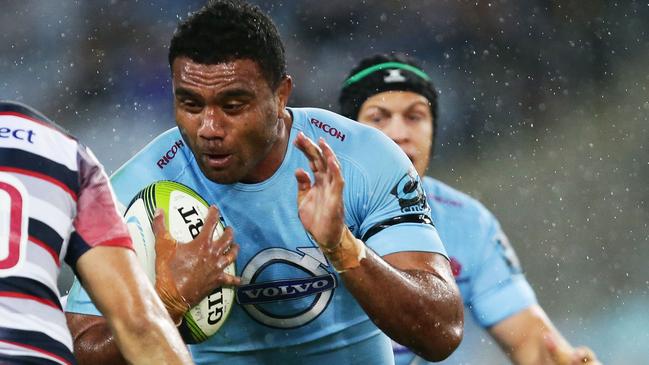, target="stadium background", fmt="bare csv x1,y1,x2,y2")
1,1,647,363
